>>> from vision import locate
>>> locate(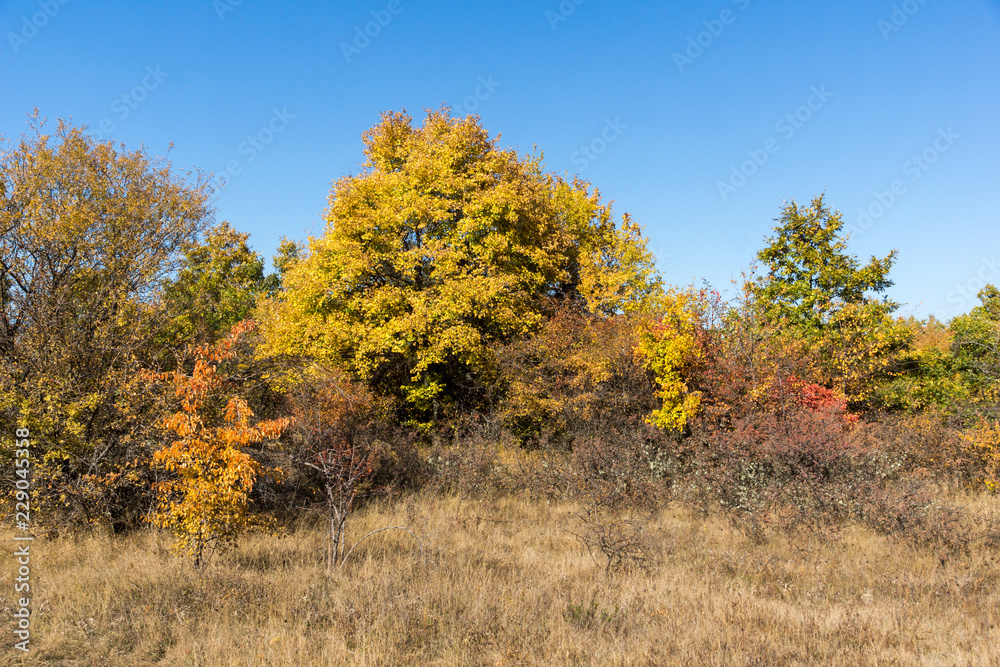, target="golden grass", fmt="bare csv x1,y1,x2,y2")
2,491,998,666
